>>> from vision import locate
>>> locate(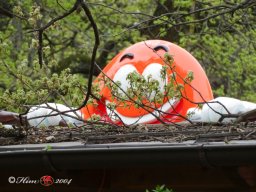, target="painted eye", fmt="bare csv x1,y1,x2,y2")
113,64,138,95
142,63,167,99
